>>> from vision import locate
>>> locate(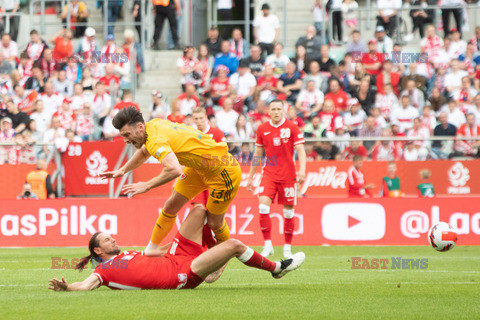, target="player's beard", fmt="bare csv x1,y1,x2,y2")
107,248,121,255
